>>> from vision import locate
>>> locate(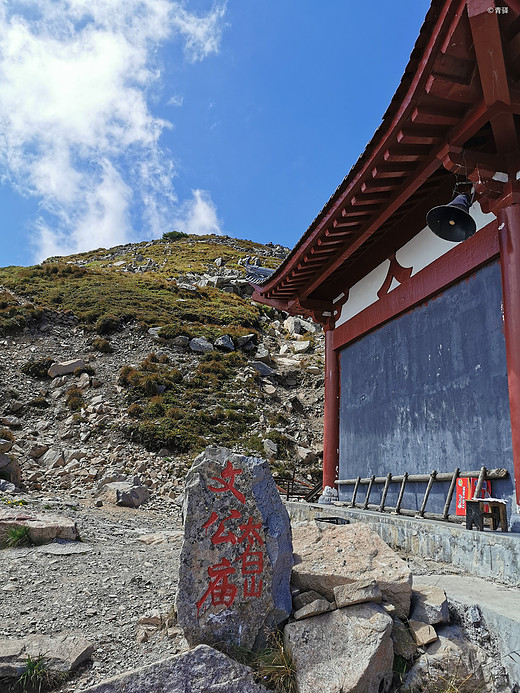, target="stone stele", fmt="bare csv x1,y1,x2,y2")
291,522,412,619
177,447,293,650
